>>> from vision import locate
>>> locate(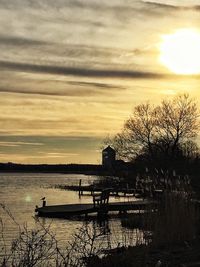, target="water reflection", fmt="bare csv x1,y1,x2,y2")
0,173,143,251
